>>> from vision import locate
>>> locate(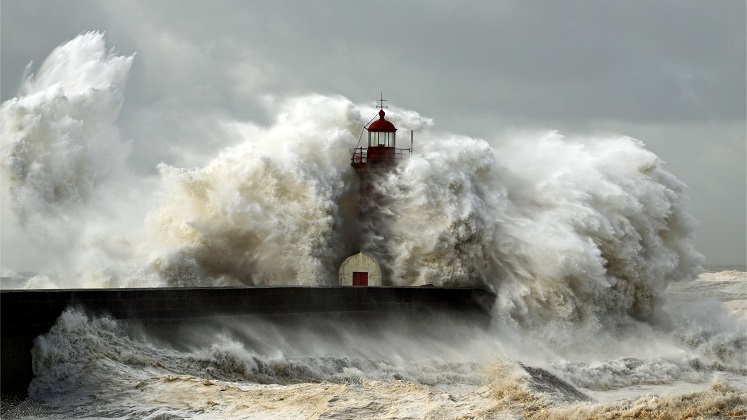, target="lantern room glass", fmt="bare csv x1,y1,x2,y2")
368,132,396,147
